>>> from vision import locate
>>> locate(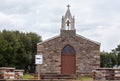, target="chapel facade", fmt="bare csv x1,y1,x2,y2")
36,5,100,75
